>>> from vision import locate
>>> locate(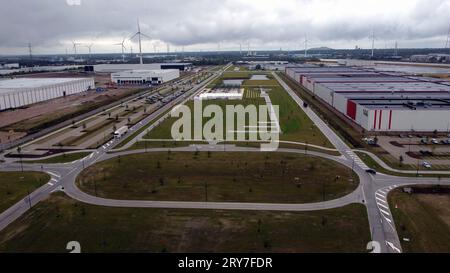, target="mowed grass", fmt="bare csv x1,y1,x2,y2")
0,193,371,253
76,152,359,203
144,95,267,141
0,172,50,213
268,86,333,148
23,152,91,164
388,186,450,253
